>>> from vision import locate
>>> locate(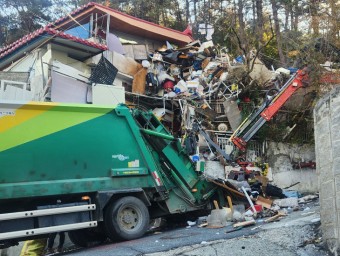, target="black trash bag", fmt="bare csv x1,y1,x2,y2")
146,72,159,87
146,72,159,95
184,134,197,155
250,181,262,194
163,51,181,63
265,184,286,198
